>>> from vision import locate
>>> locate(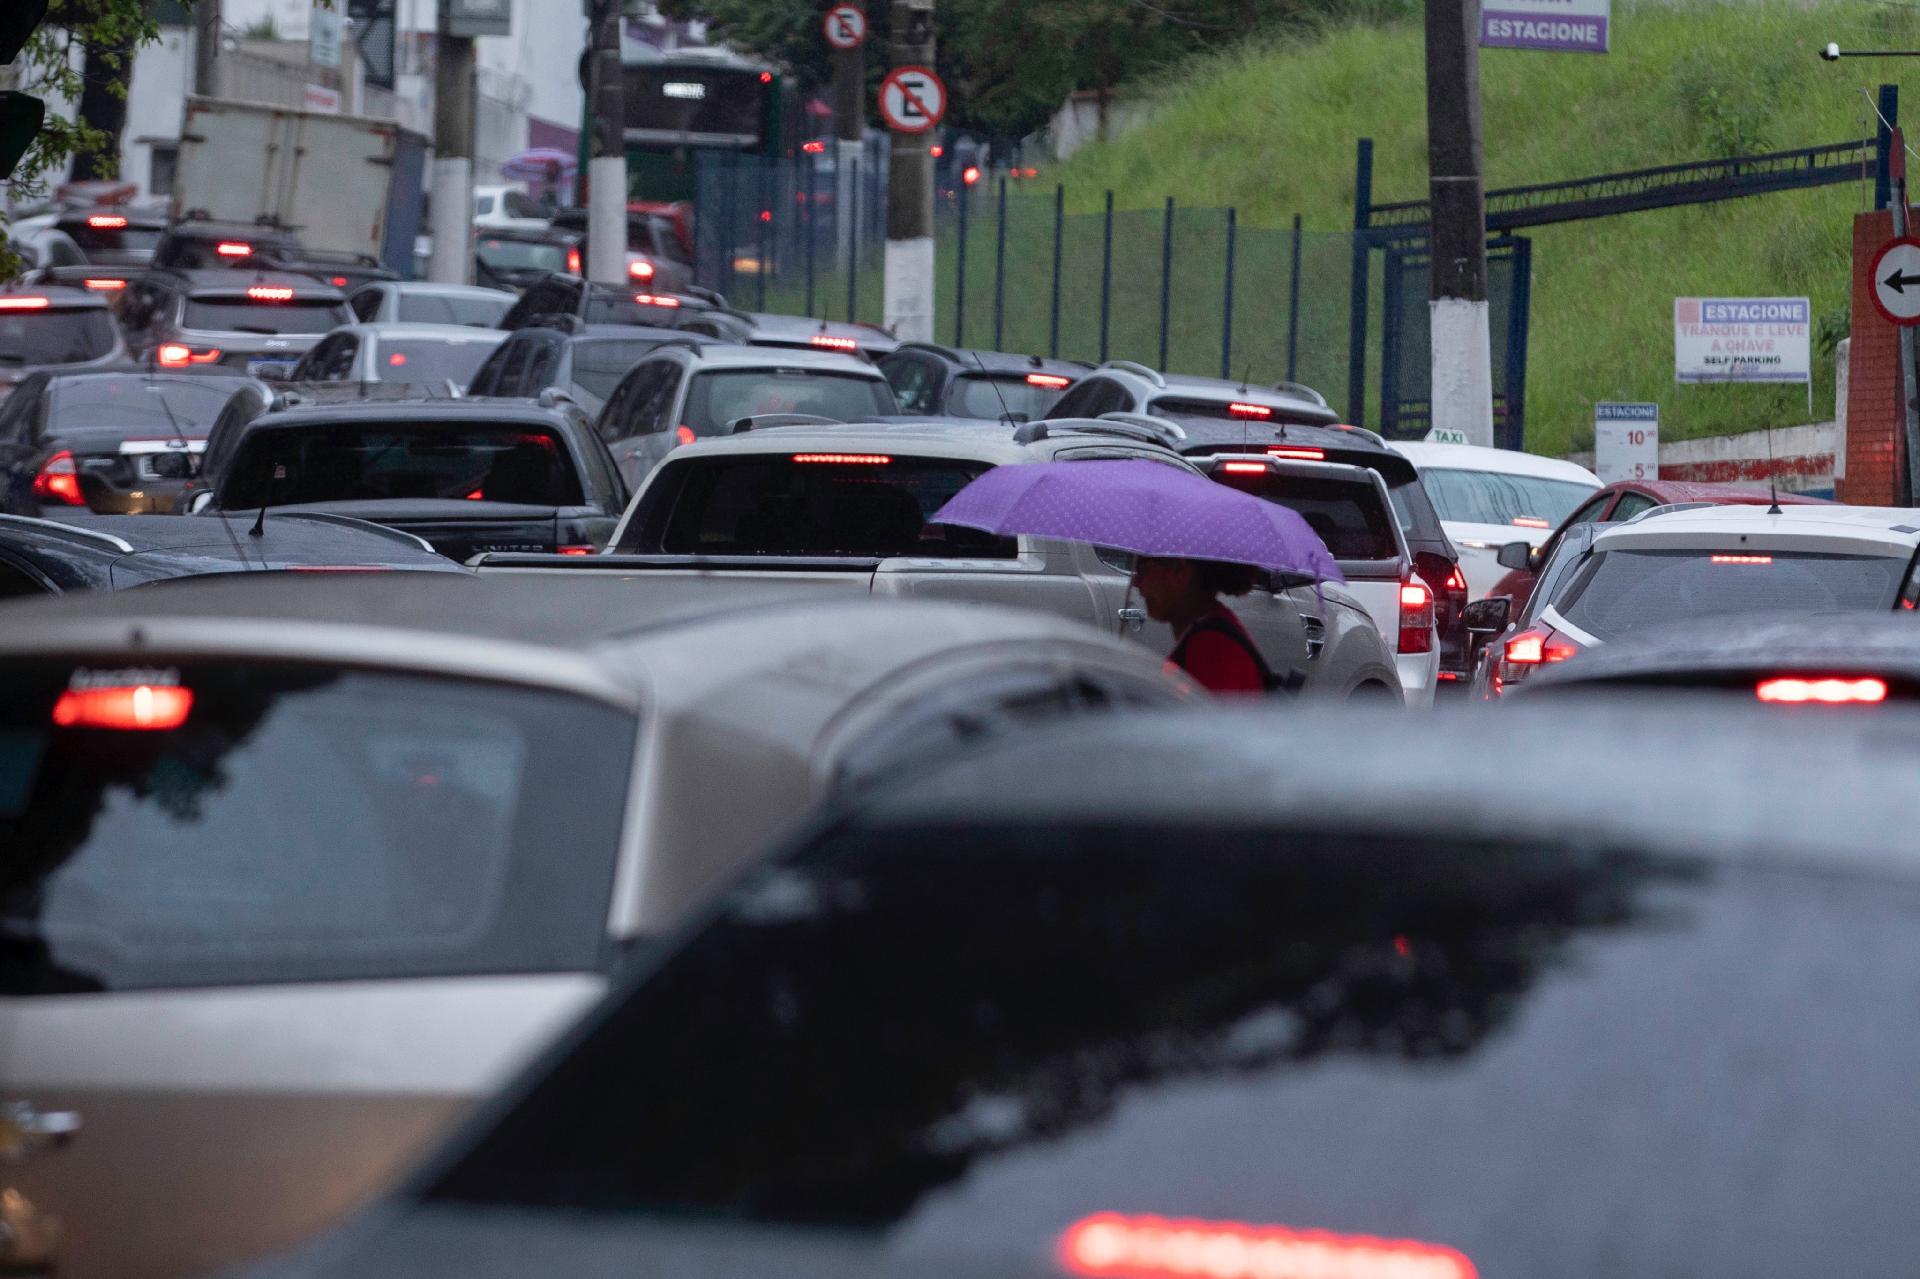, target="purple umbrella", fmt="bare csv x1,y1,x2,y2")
932,459,1343,582
500,147,578,182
